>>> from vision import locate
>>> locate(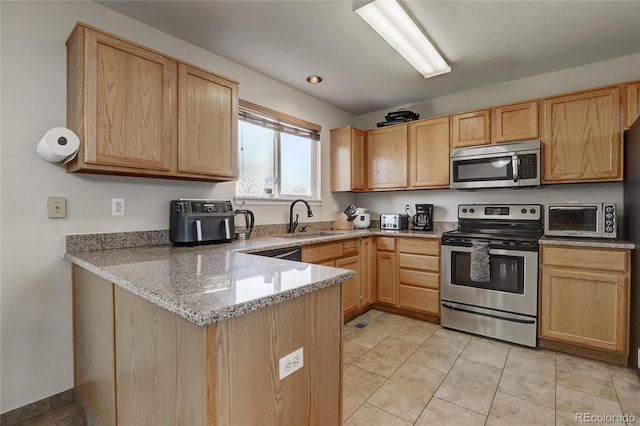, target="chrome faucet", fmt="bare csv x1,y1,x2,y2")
288,199,313,233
